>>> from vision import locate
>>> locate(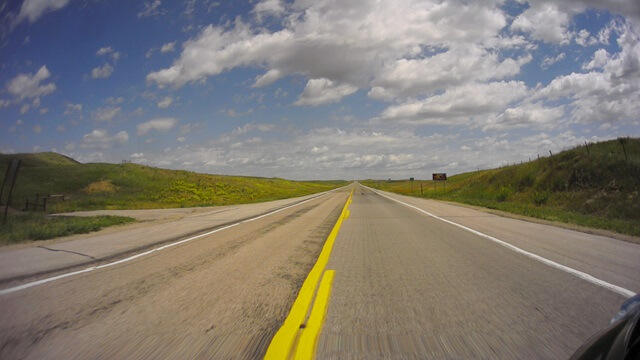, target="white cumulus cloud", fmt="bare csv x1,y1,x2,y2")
64,103,82,115
138,0,164,18
295,78,358,106
541,52,566,69
511,3,572,44
533,23,640,125
146,0,511,99
252,0,285,21
96,46,121,61
157,96,173,108
6,65,56,101
378,81,529,125
82,129,129,149
92,106,121,122
137,117,178,135
91,63,114,79
161,41,176,53
16,0,70,24
232,123,275,135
